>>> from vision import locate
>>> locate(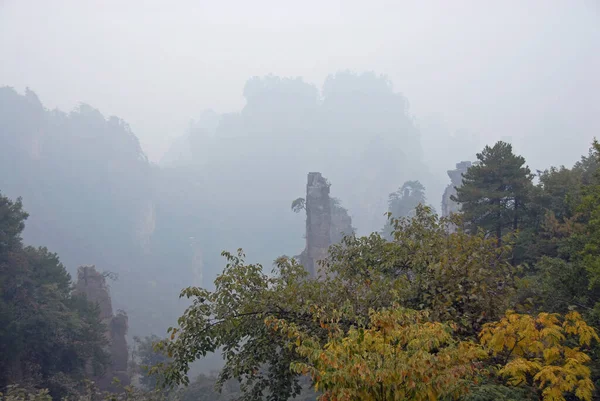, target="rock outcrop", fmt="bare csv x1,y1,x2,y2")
75,265,130,392
441,161,472,232
135,199,156,256
330,198,354,245
298,173,354,278
303,172,331,278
